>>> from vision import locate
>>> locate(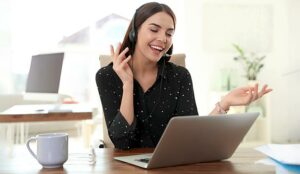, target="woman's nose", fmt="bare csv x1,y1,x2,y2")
157,32,167,43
